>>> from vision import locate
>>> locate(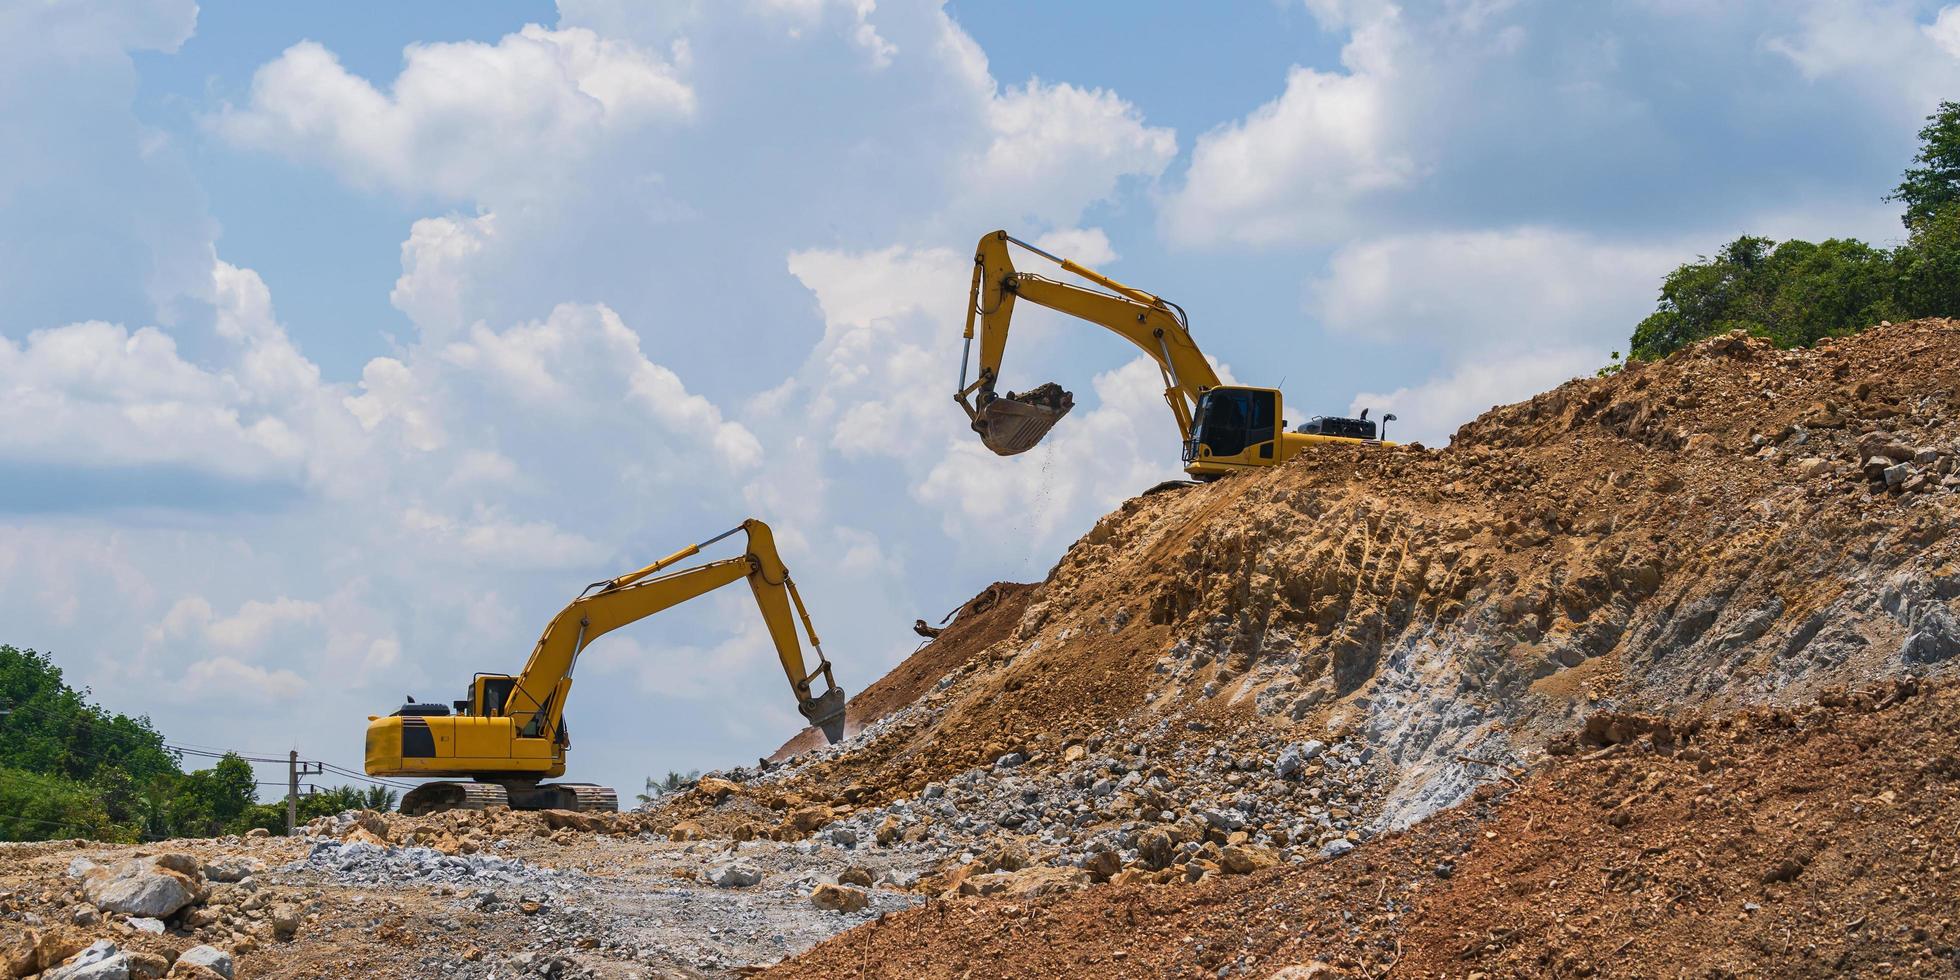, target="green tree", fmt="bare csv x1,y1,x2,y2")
0,767,119,841
1894,204,1960,316
161,753,259,838
1889,101,1960,230
0,645,175,784
636,769,699,804
1628,236,1900,359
